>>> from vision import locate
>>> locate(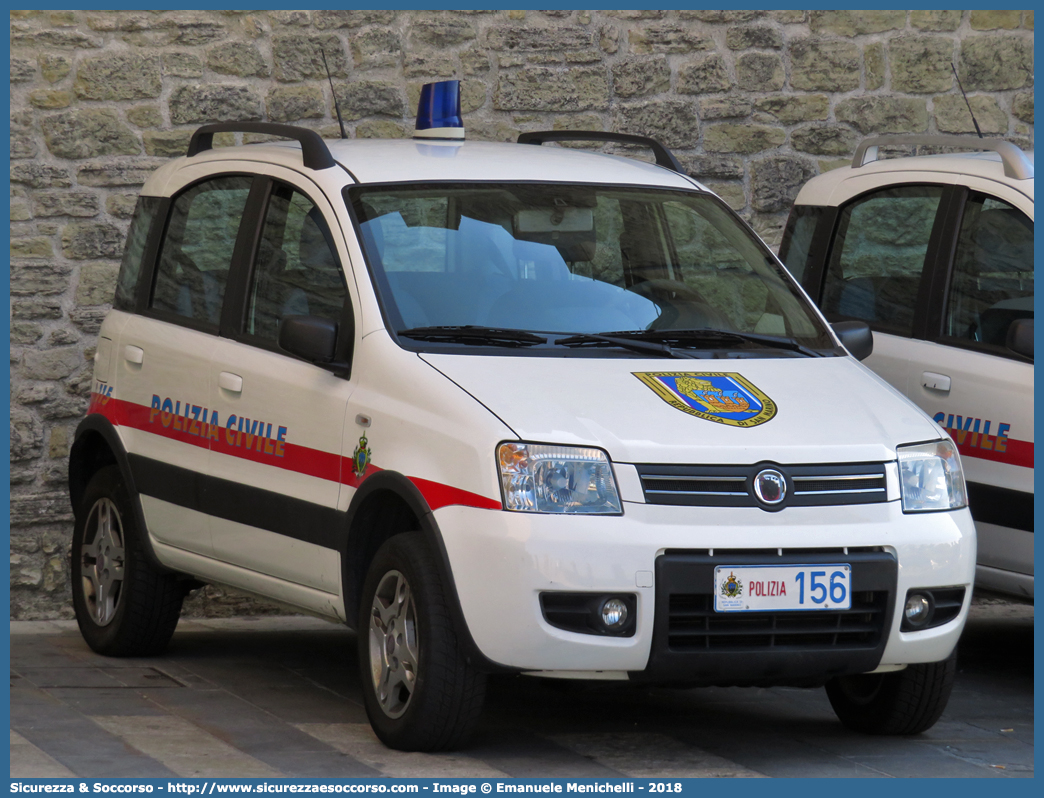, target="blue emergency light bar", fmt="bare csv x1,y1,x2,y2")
414,80,465,140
